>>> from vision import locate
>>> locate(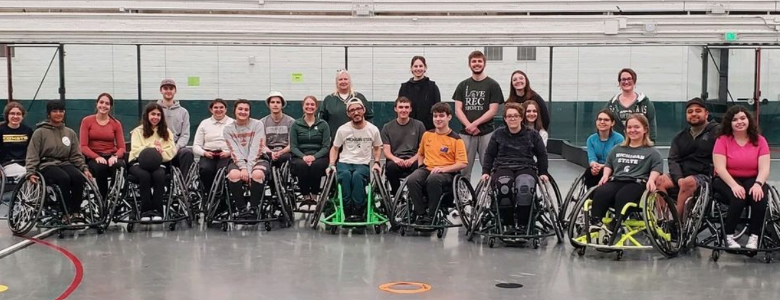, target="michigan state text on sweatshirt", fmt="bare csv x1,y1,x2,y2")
223,118,264,170
605,145,663,182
